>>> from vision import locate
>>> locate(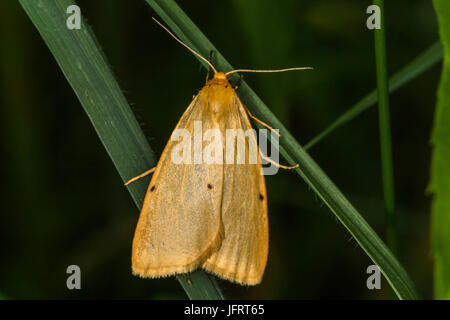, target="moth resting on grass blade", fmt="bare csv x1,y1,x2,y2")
126,18,312,285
